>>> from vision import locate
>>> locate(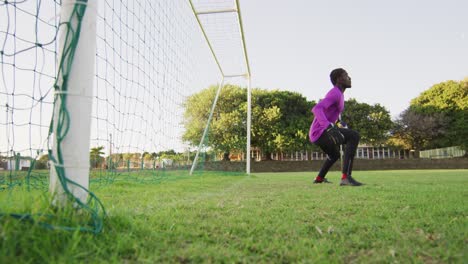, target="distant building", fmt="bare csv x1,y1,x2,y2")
1,156,33,171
